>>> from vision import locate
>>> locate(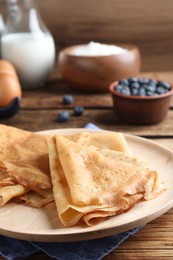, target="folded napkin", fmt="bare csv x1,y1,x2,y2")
0,226,143,260
0,123,143,260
